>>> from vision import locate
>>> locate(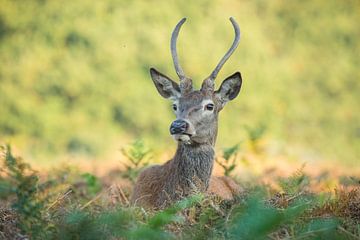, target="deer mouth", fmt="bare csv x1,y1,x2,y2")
172,133,193,144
